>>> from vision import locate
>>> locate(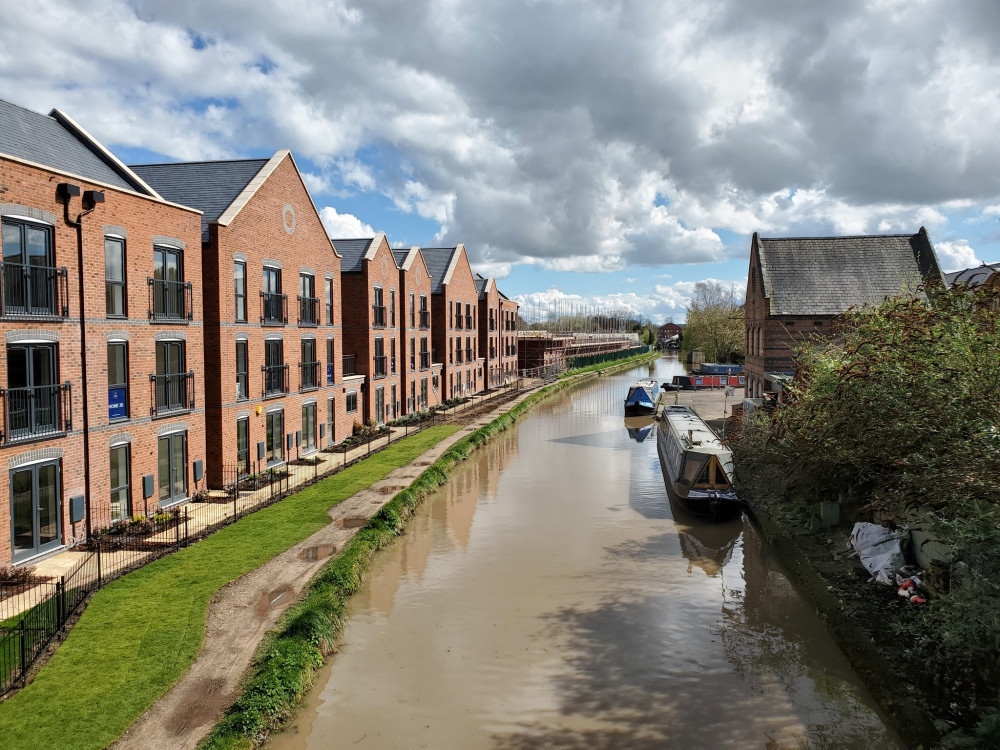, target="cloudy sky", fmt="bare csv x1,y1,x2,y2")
4,0,1000,322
